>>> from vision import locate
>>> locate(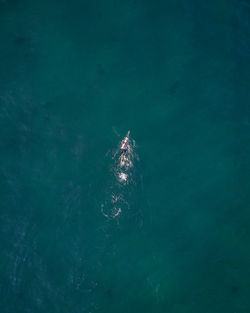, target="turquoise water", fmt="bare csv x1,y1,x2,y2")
1,0,250,312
